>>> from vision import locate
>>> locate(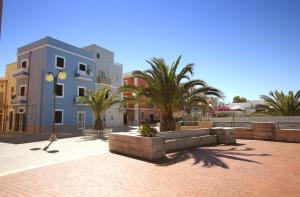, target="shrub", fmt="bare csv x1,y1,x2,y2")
138,124,158,137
